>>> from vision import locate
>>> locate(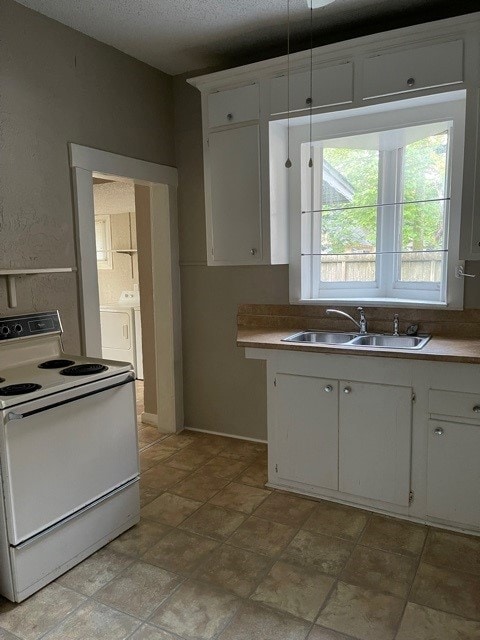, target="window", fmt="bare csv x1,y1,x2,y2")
95,215,112,270
281,94,466,307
